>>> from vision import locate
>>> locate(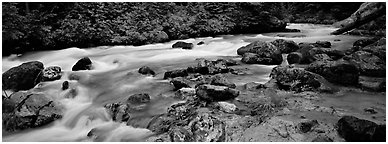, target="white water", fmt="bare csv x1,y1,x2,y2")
1,24,366,142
